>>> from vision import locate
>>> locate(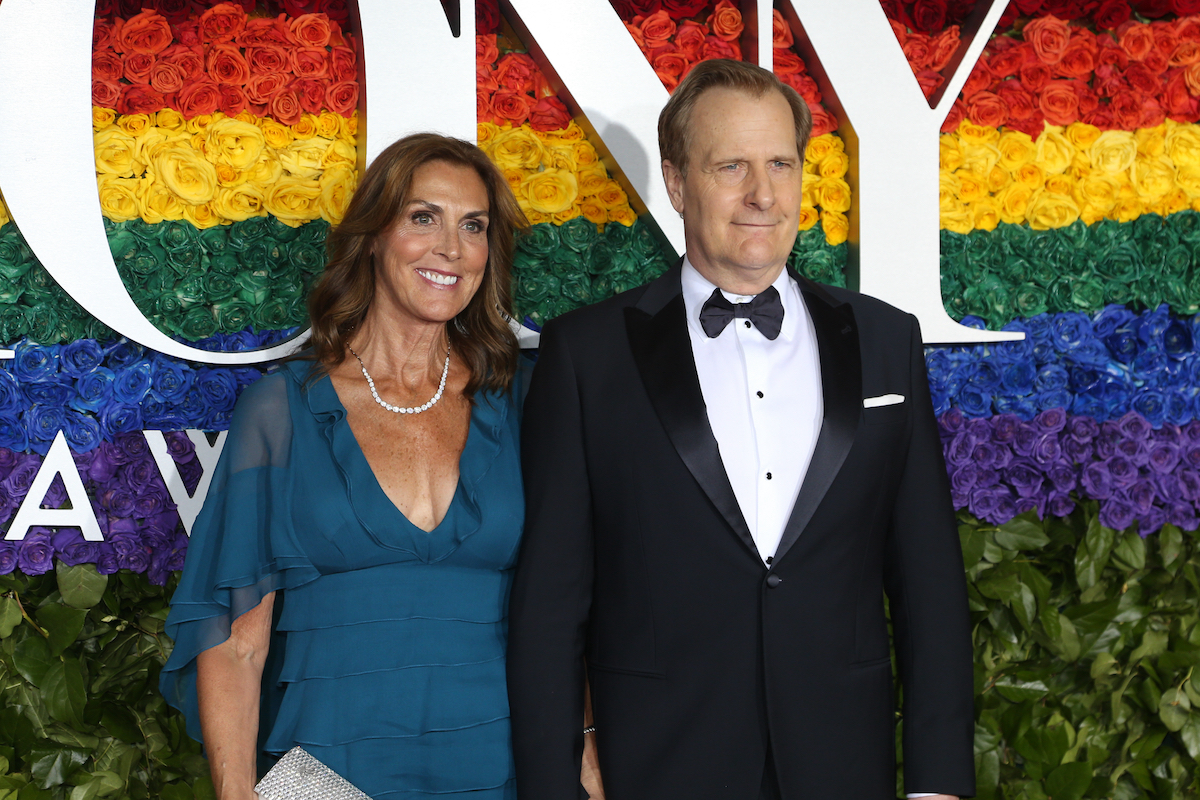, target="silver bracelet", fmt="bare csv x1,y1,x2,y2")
583,726,596,735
